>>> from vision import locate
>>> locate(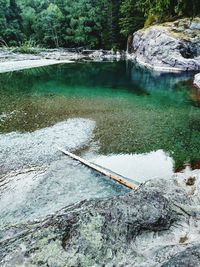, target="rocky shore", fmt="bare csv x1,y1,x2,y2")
0,48,124,73
0,48,123,62
1,20,200,266
1,168,200,266
129,18,200,72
